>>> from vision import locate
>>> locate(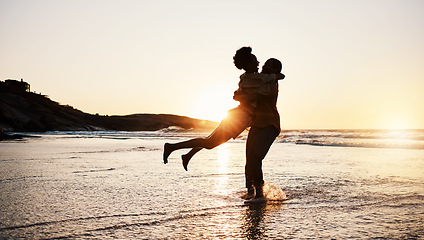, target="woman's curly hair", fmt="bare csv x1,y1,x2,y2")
233,46,253,70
